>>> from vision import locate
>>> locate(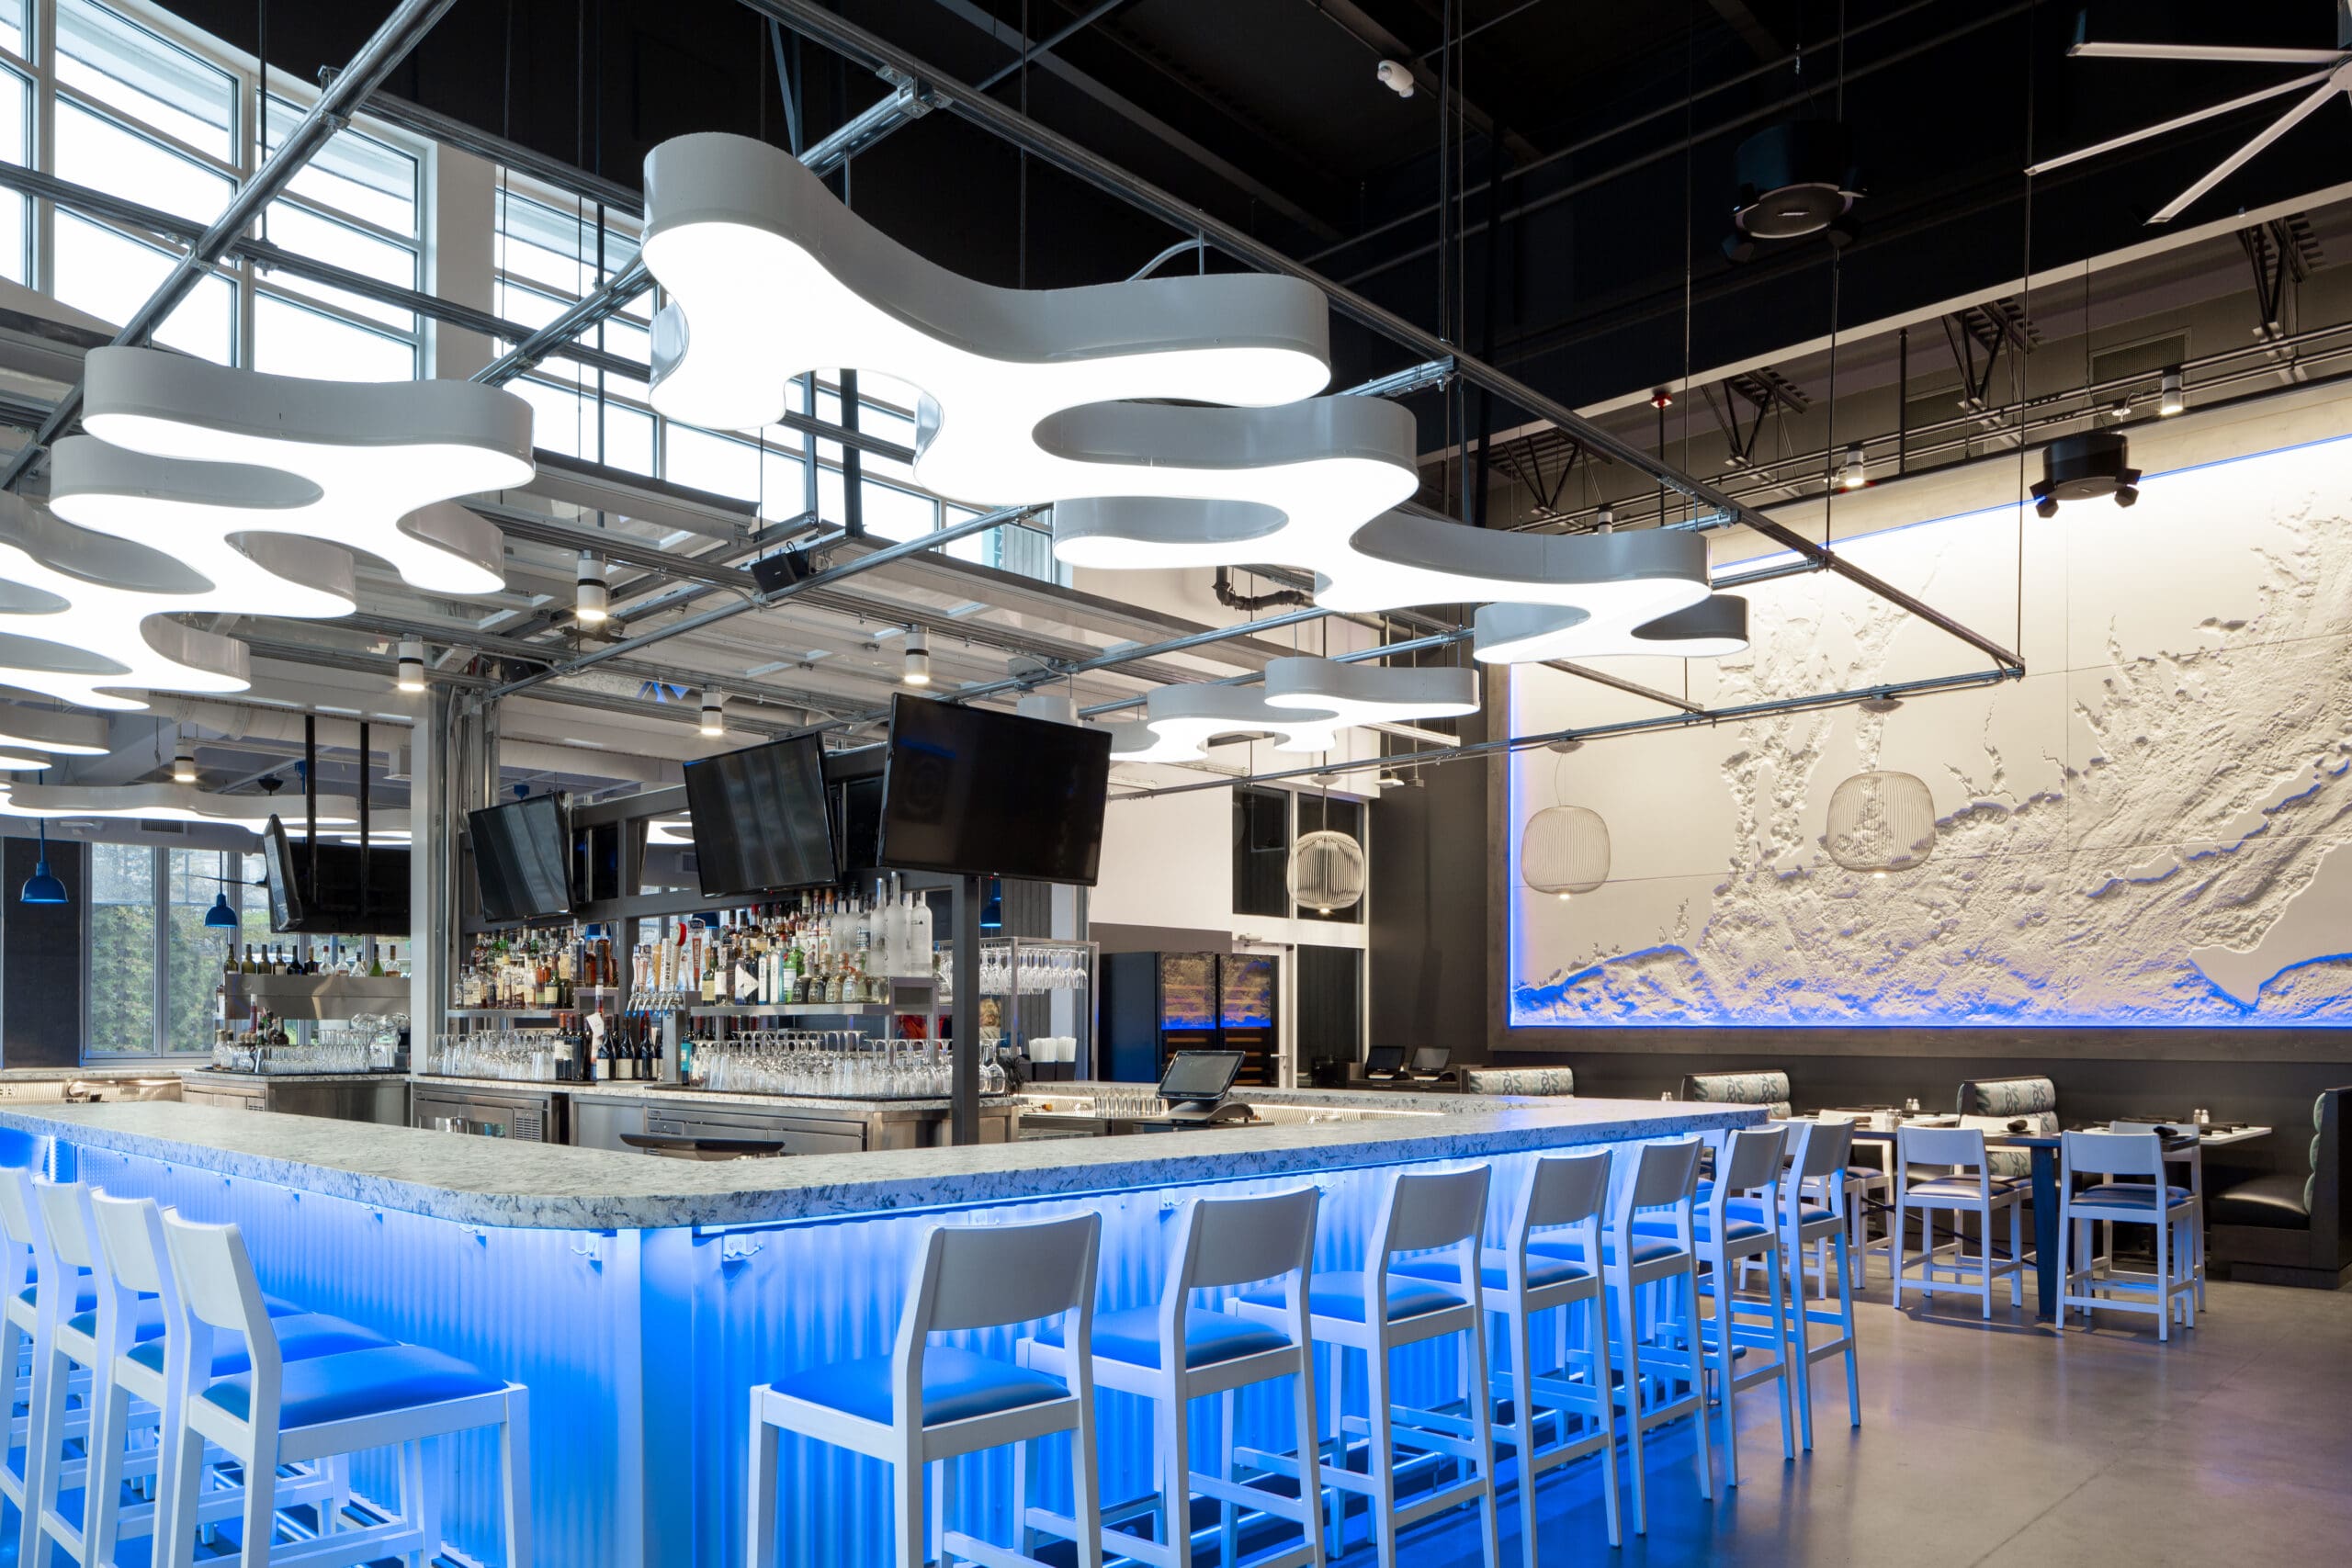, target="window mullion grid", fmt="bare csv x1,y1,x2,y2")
56,79,237,178
150,843,167,1055
30,0,54,299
